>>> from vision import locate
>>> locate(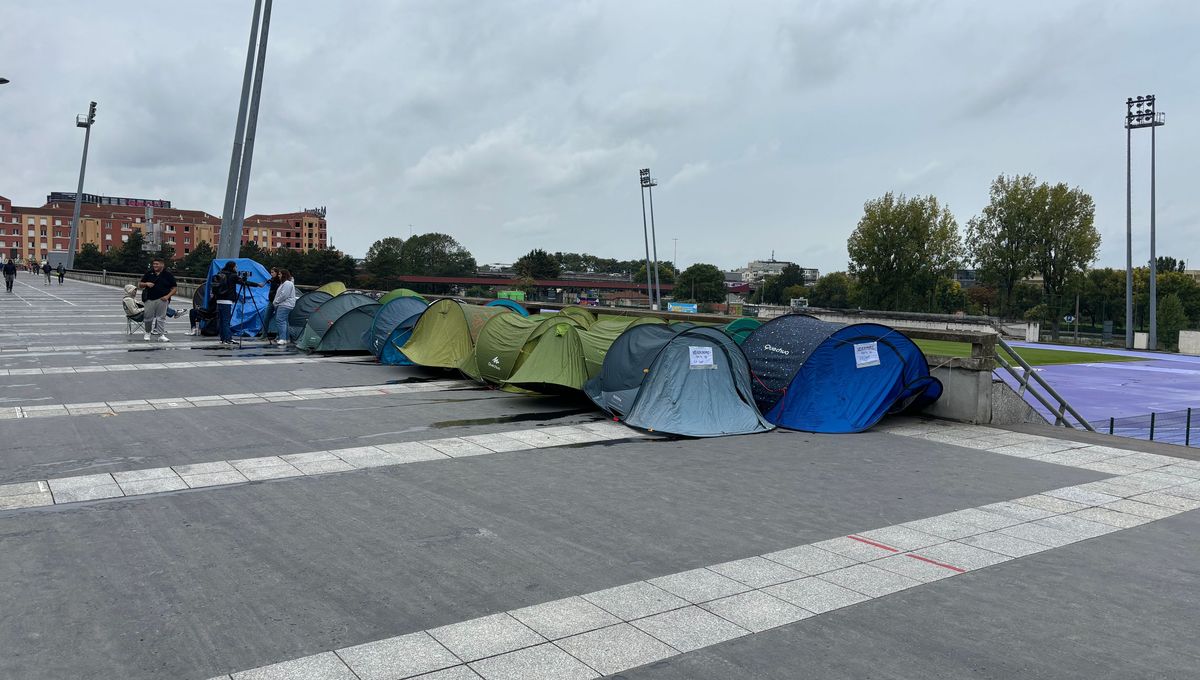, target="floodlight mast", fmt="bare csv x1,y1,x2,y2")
1125,95,1165,349
65,101,97,270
